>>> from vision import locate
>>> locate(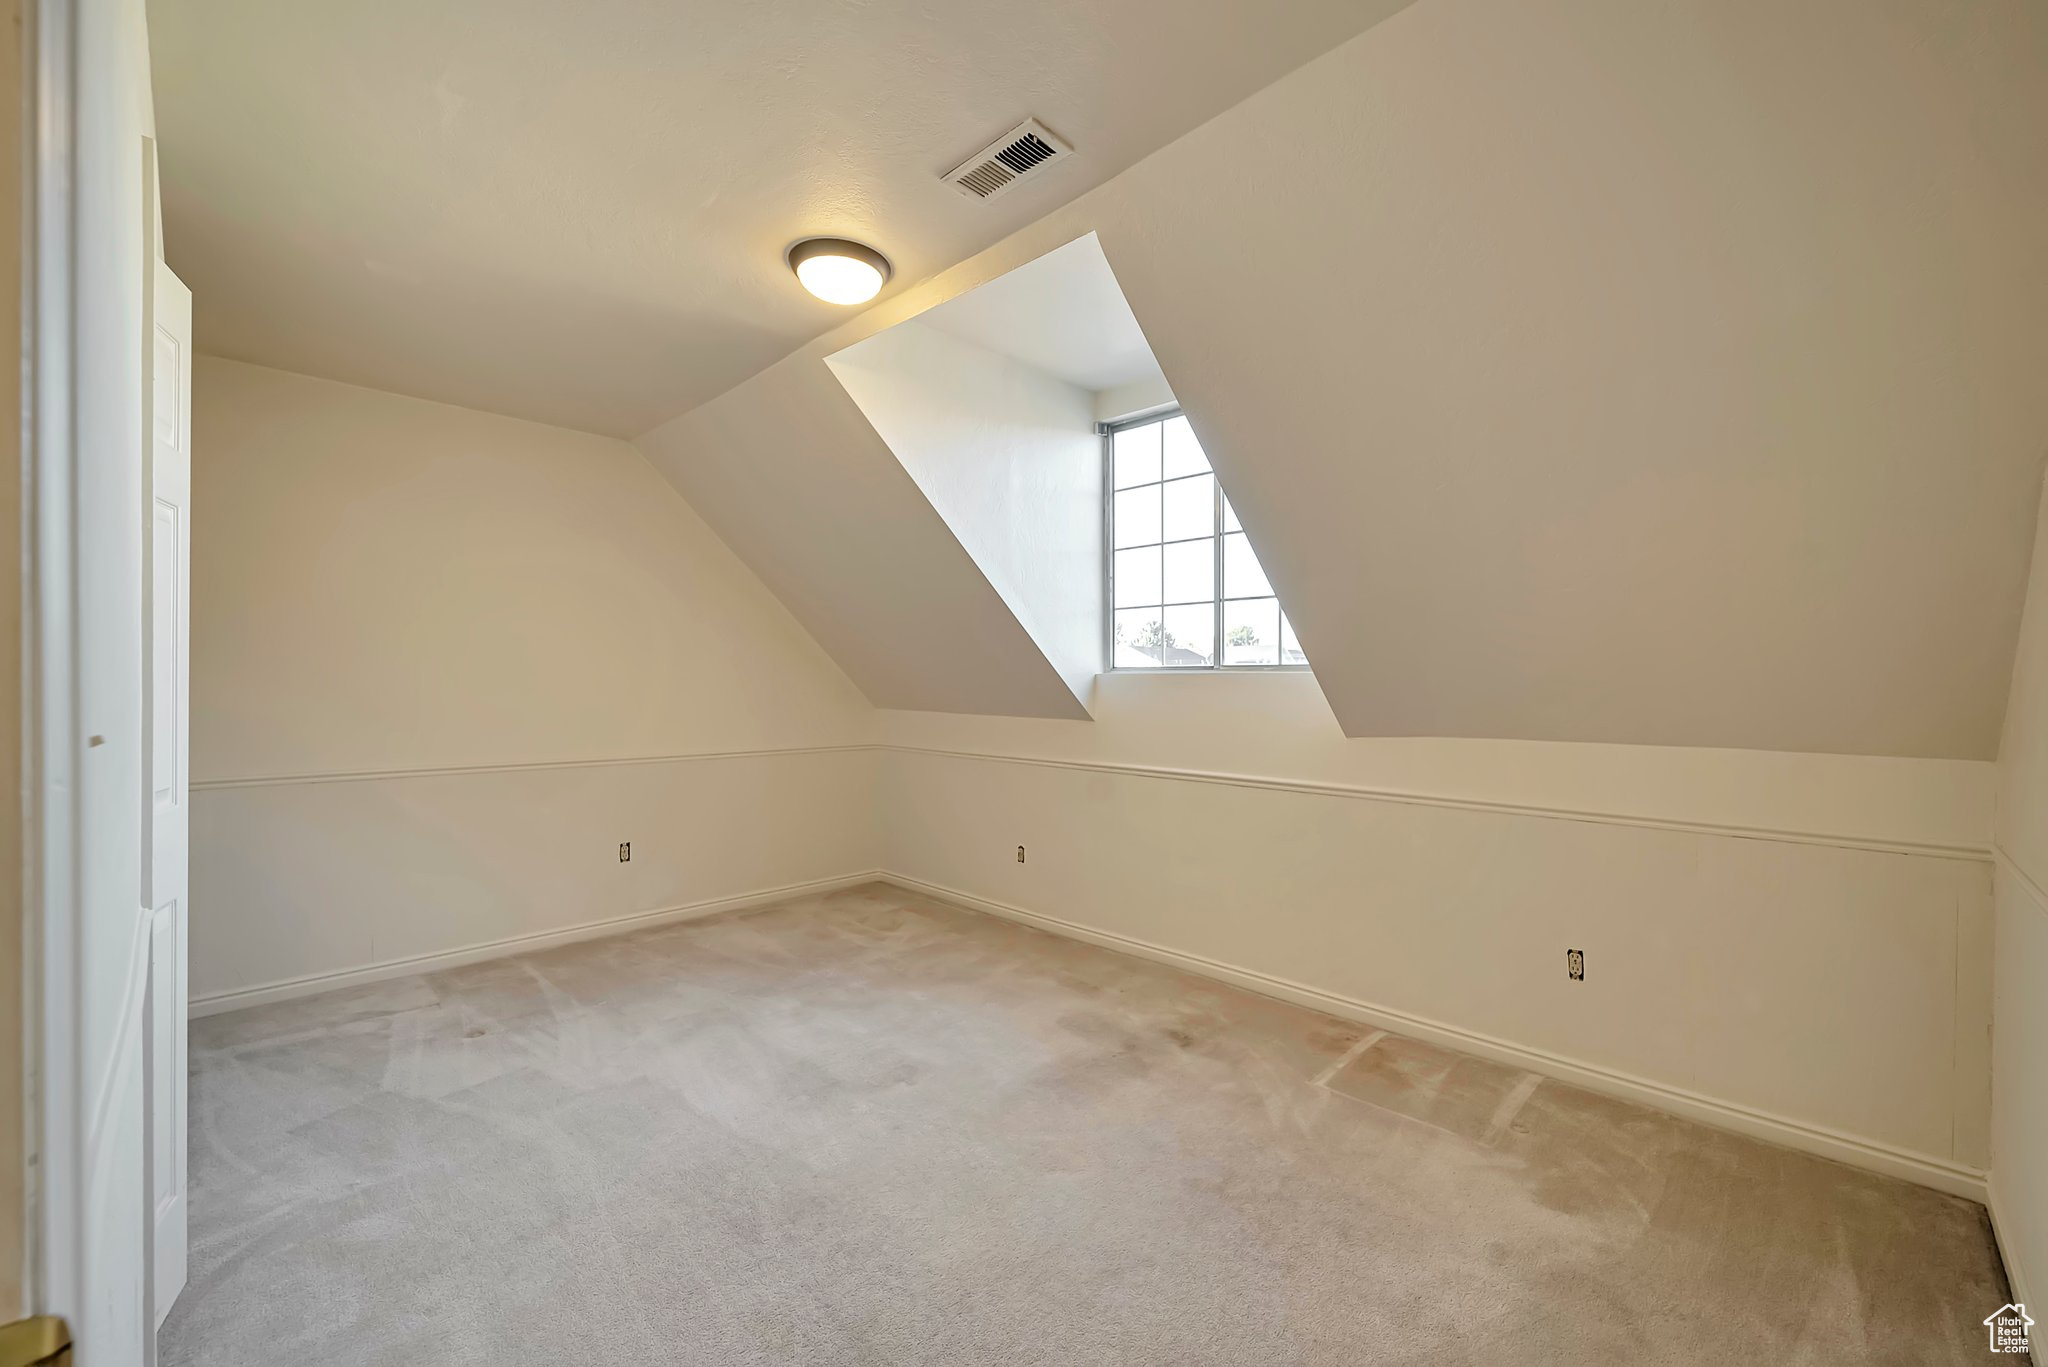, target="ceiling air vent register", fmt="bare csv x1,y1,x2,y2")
943,119,1073,201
